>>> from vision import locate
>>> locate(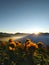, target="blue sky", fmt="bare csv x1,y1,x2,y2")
0,0,49,33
